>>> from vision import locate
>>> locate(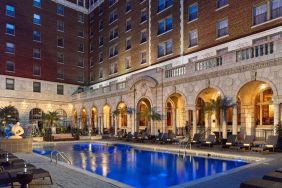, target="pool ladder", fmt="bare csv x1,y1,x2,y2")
178,142,191,157
50,150,72,165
